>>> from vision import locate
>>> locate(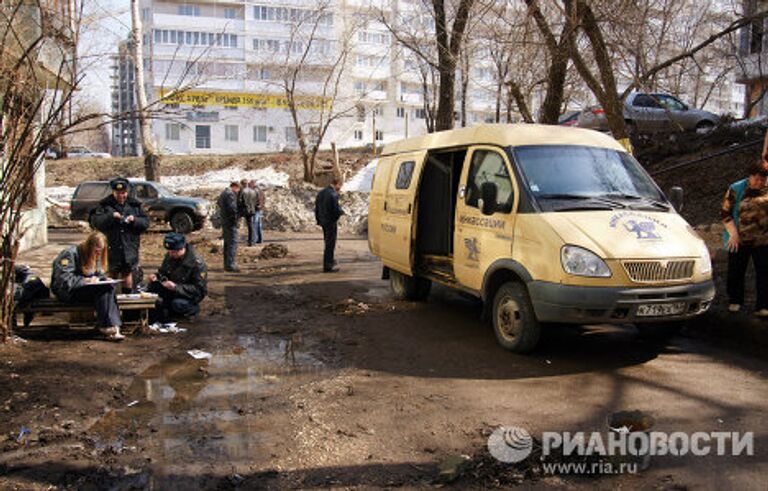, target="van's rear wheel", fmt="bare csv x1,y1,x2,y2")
170,210,195,234
492,282,541,353
390,270,431,301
